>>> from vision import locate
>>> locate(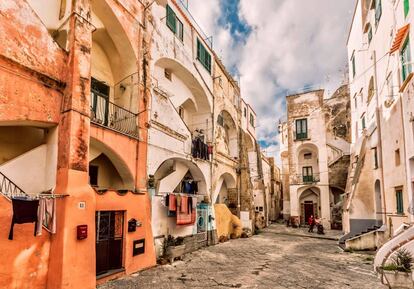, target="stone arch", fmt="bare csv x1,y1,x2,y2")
154,57,212,113
216,110,238,158
212,172,237,205
244,132,256,153
89,137,135,190
298,186,321,224
90,0,139,113
296,143,319,179
153,157,208,196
